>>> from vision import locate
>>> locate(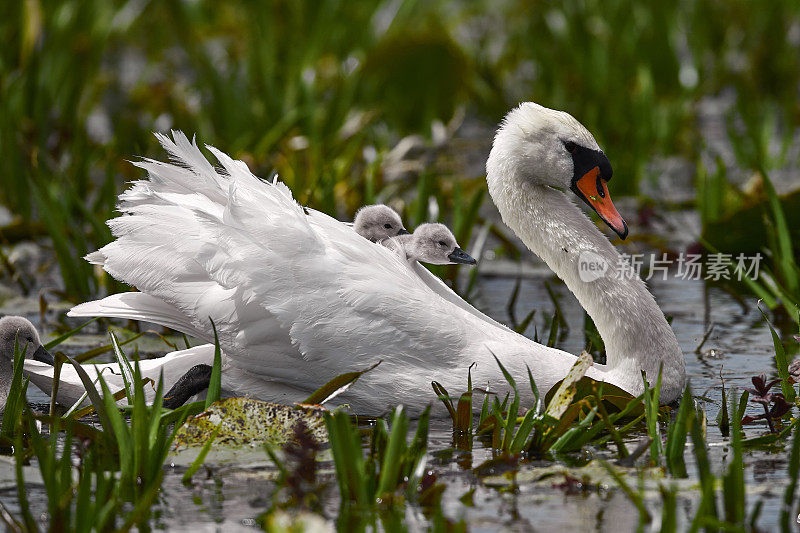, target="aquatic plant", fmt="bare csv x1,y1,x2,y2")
324,405,438,509
263,421,326,515
12,416,124,532
435,354,654,463
742,374,792,433
1,326,223,531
